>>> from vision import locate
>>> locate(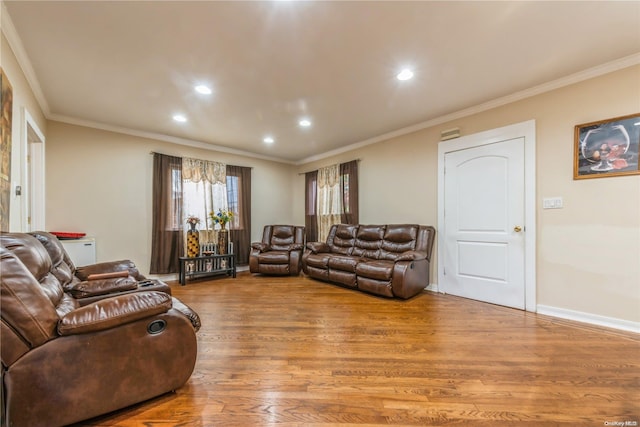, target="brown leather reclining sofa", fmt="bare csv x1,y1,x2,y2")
1,232,201,427
302,224,436,299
